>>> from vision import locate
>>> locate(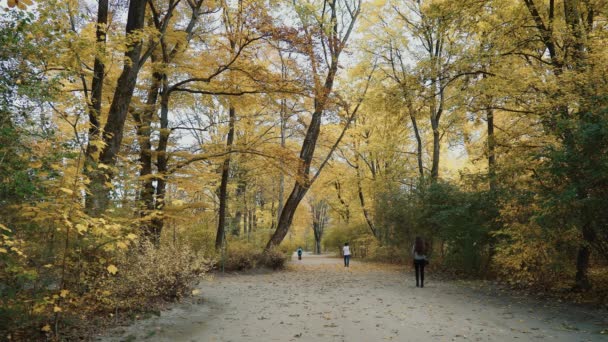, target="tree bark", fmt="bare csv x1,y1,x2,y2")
85,0,147,215
83,0,108,216
265,94,331,249
574,244,591,290
215,106,236,248
277,98,286,227
409,108,424,180
355,152,377,239
487,107,496,191
334,180,350,223
146,83,170,244
134,51,162,237
265,0,360,249
430,103,442,182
